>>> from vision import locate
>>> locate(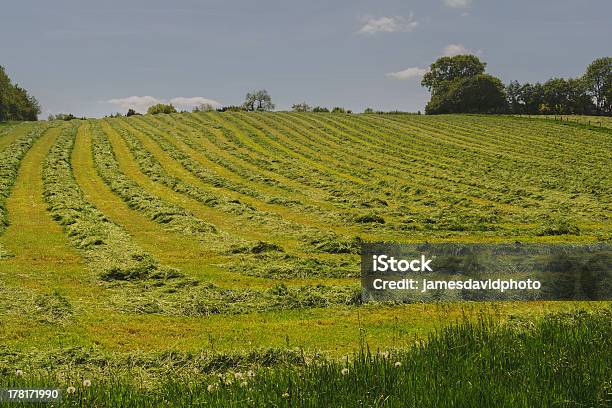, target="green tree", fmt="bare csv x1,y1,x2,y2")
421,55,486,95
292,102,311,112
146,103,177,115
583,57,612,115
0,66,40,121
425,74,507,114
506,80,523,114
243,90,274,111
